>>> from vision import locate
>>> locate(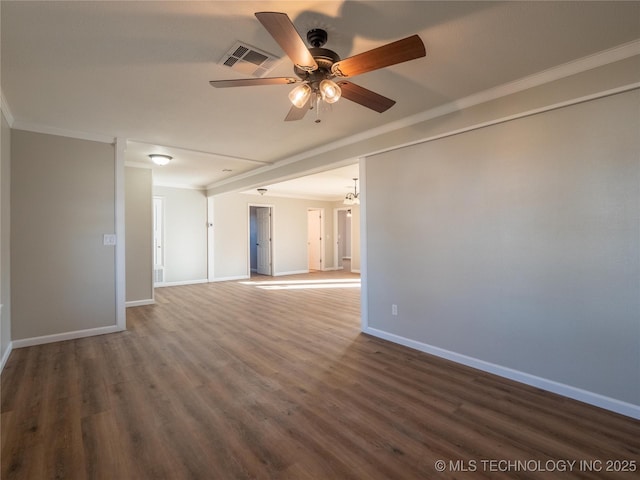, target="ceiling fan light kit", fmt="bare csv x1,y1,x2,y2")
209,11,426,122
288,83,311,108
319,79,341,104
